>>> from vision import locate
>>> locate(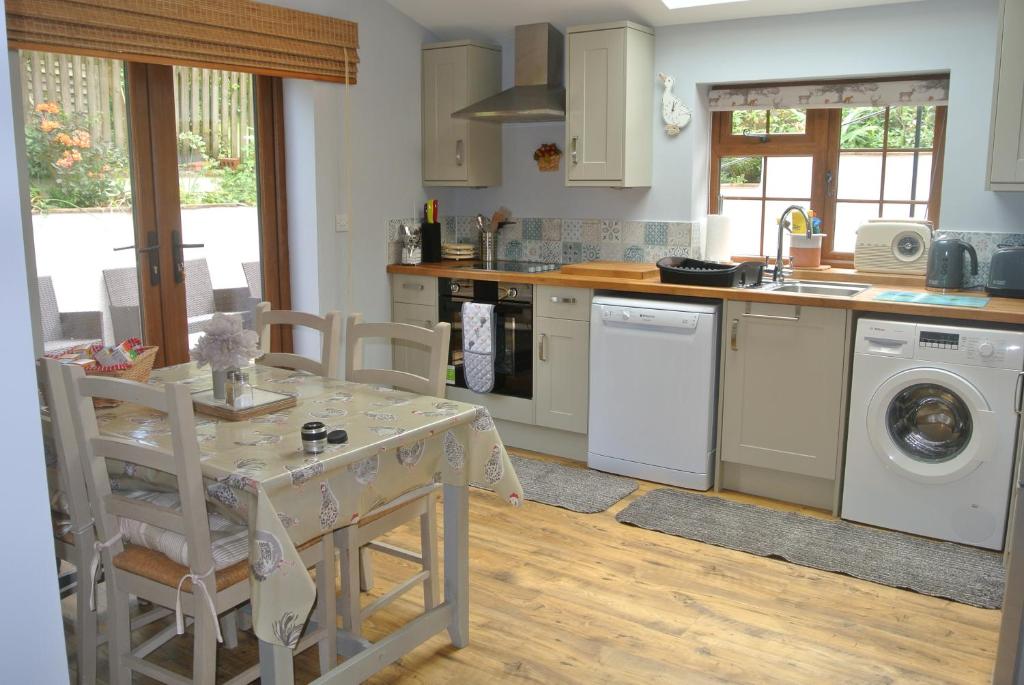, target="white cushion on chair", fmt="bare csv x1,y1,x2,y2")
117,491,248,570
